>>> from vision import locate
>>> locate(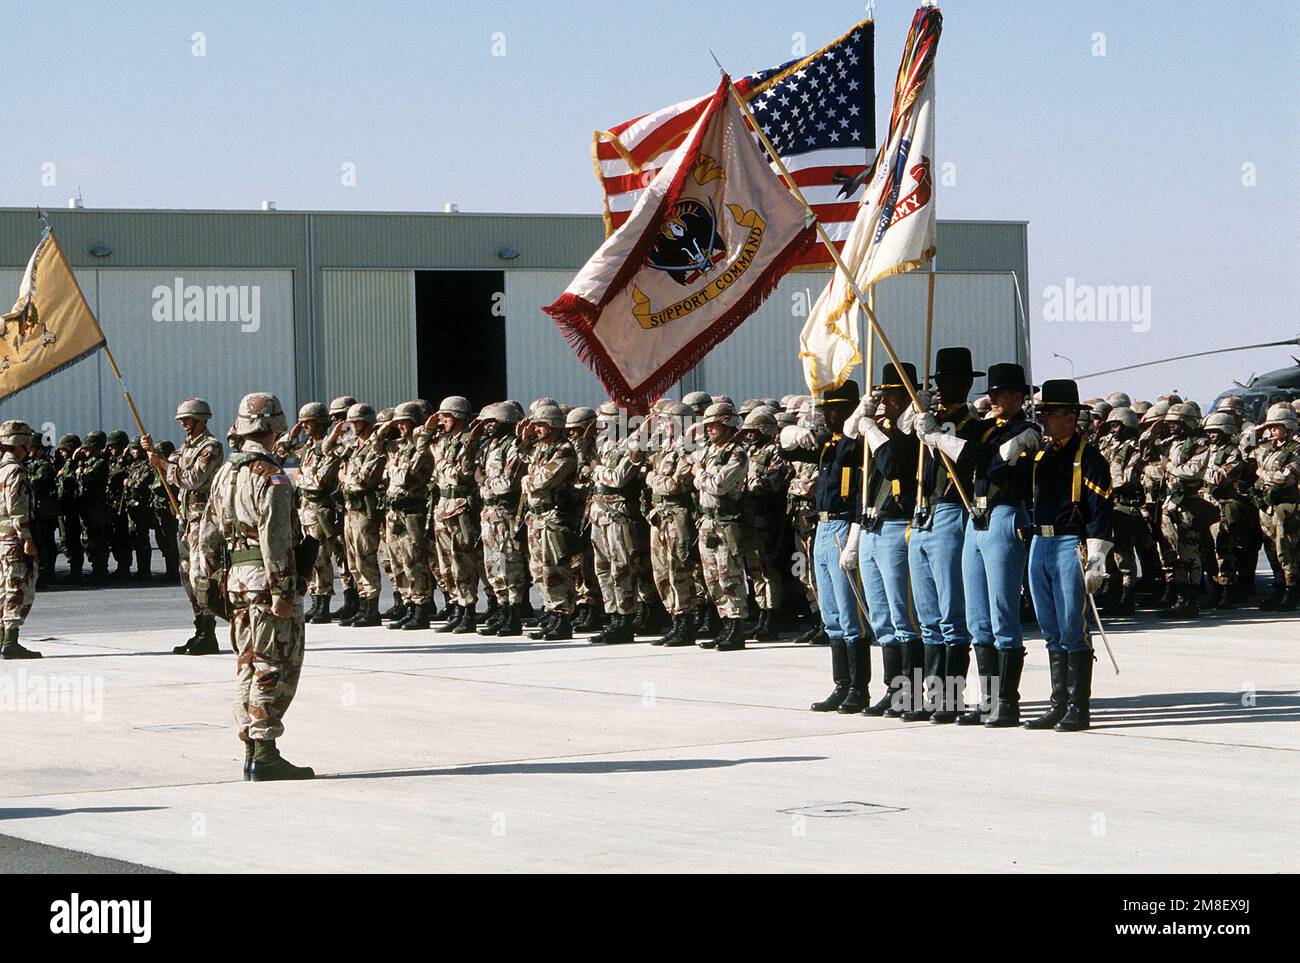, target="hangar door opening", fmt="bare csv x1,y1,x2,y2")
415,270,506,408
